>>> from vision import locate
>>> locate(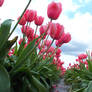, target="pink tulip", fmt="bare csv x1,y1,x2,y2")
34,16,44,26
0,0,4,7
47,46,55,53
44,40,52,47
24,9,37,22
39,25,48,39
56,32,71,47
78,53,87,60
18,16,26,25
47,2,62,20
49,23,64,40
56,48,61,56
63,33,71,43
